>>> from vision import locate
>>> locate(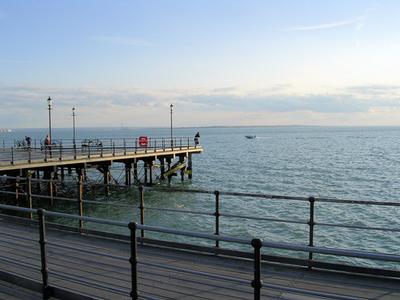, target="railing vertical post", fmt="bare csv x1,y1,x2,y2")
139,185,145,239
187,137,190,149
26,175,33,219
11,147,14,164
78,170,84,230
251,238,263,300
100,144,103,157
135,138,138,154
88,143,91,158
129,222,138,300
37,209,51,300
180,138,182,149
28,146,32,163
44,146,48,162
113,142,115,156
308,196,315,269
59,142,62,161
162,138,165,151
154,139,157,152
214,190,220,248
74,144,77,160
124,138,127,155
